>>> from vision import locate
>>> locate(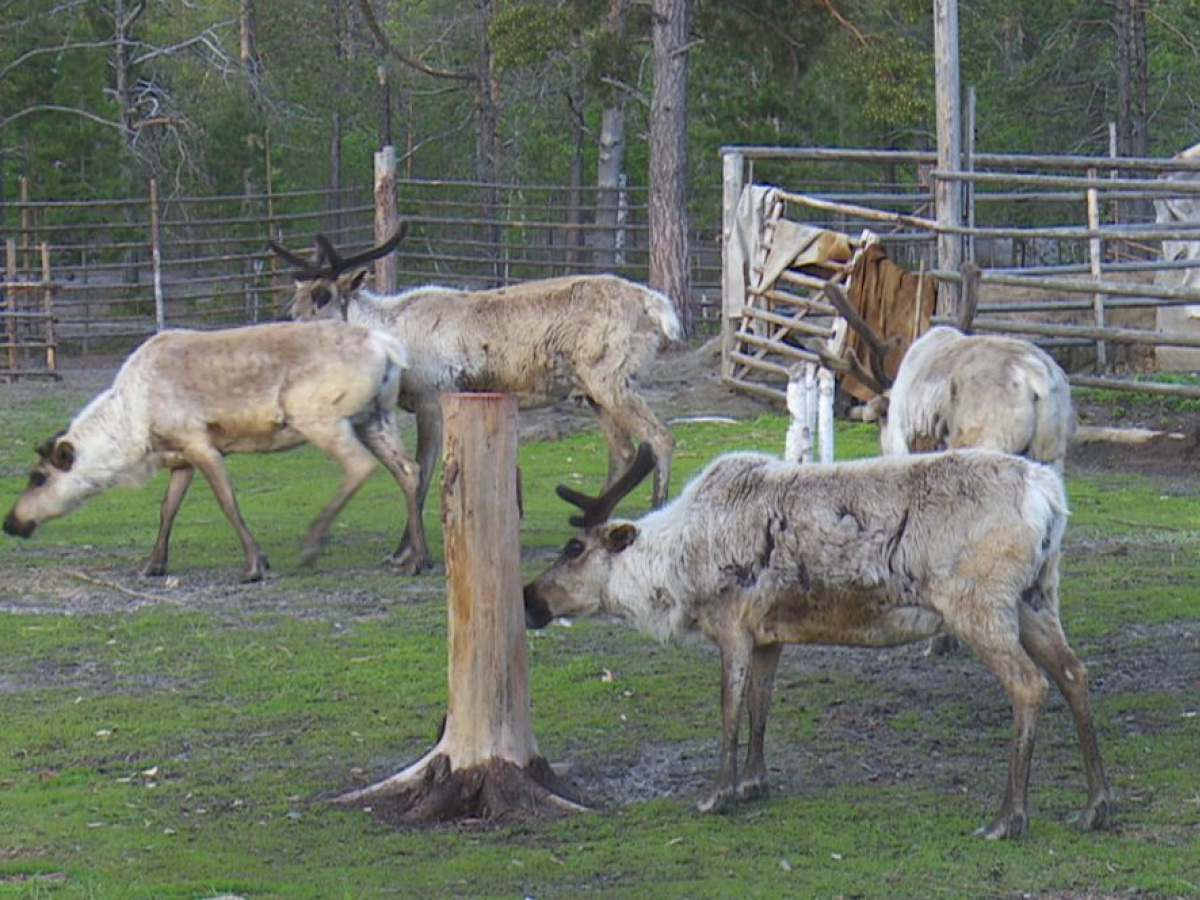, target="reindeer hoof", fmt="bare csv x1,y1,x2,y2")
240,557,269,584
737,778,770,802
385,547,433,576
139,560,168,578
697,787,736,814
975,811,1027,840
1076,793,1114,832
